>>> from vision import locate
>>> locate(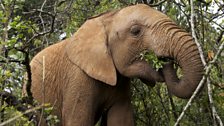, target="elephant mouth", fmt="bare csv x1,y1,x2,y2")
133,50,173,67
131,50,151,64
131,51,146,63
132,50,175,87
